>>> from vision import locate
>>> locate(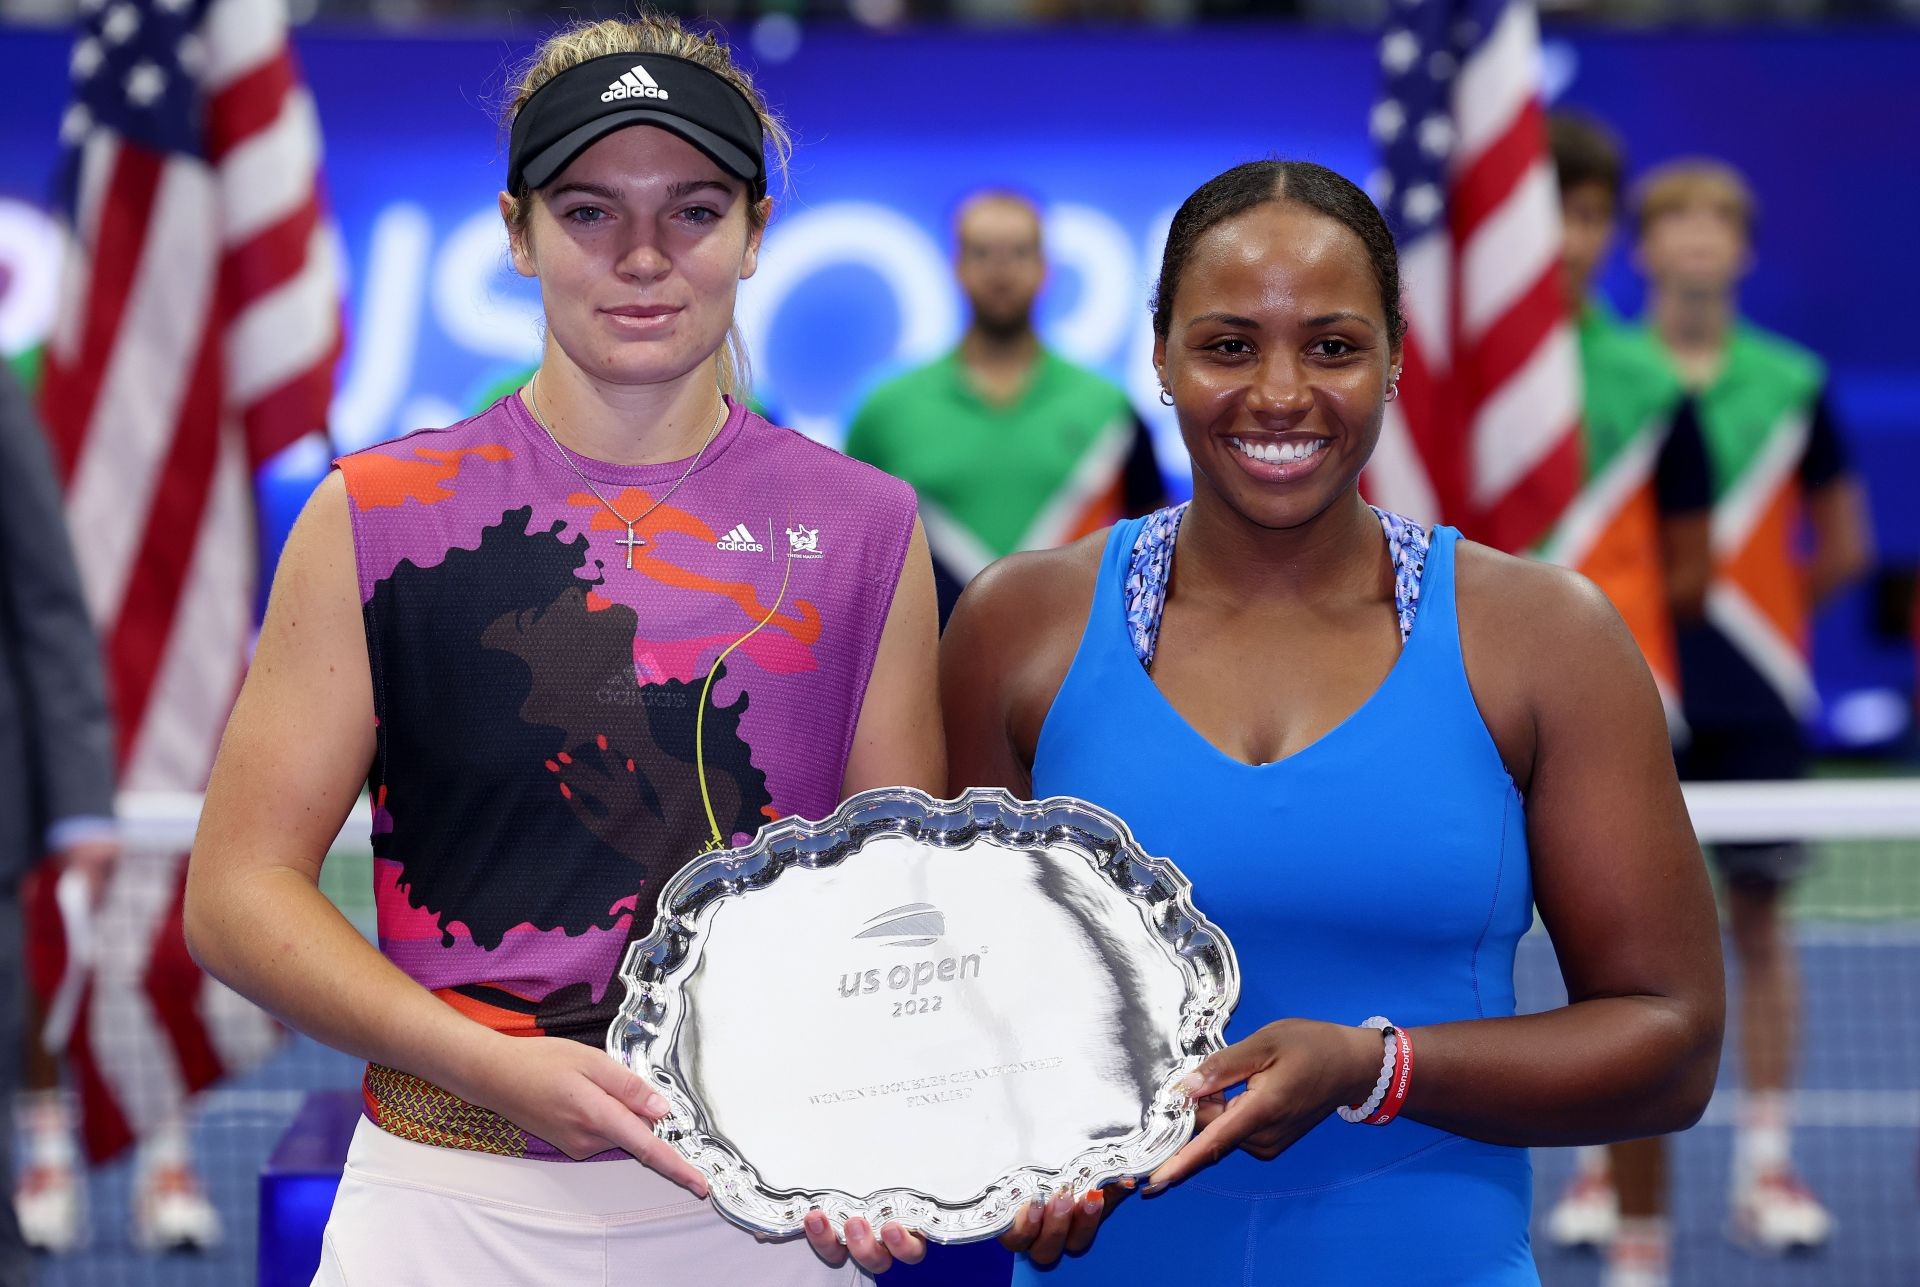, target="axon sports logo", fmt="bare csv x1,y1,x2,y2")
602,64,669,102
838,902,983,998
